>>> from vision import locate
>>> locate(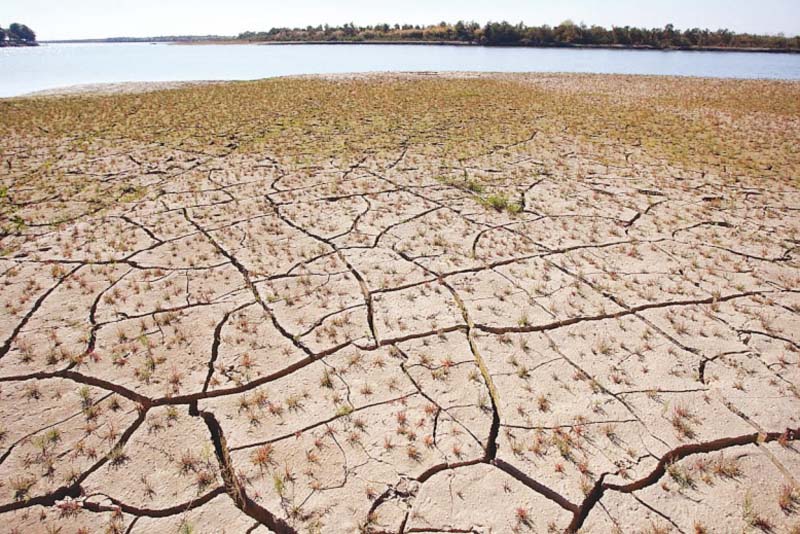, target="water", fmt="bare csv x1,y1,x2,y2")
2,42,799,97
